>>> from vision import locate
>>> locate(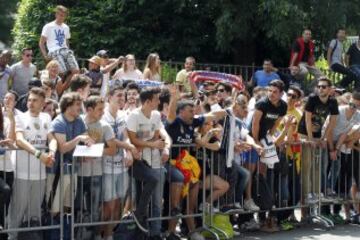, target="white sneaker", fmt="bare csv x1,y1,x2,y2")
244,199,260,211
240,219,260,231
305,193,318,205
319,193,333,203
189,231,205,240
234,202,243,209
199,203,219,213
